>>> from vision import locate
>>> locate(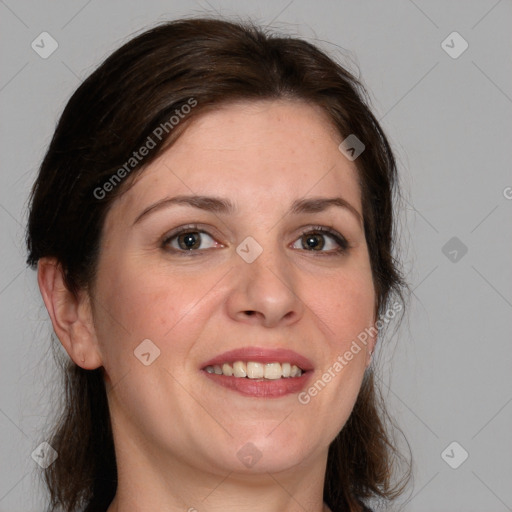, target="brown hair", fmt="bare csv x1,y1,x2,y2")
26,17,411,512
